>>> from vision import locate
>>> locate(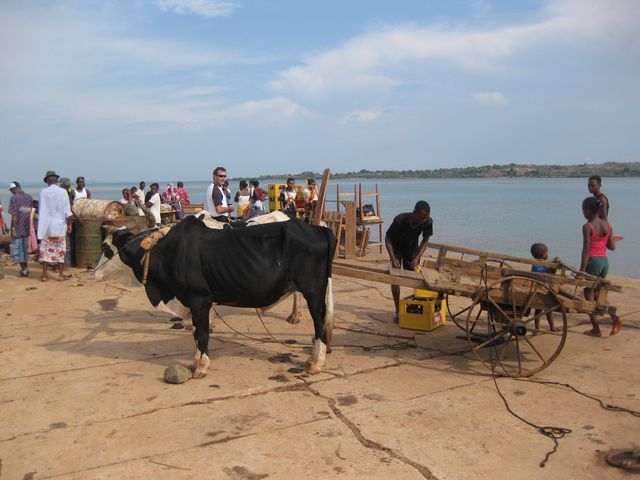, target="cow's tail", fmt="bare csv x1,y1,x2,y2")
323,227,337,347
324,277,334,347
